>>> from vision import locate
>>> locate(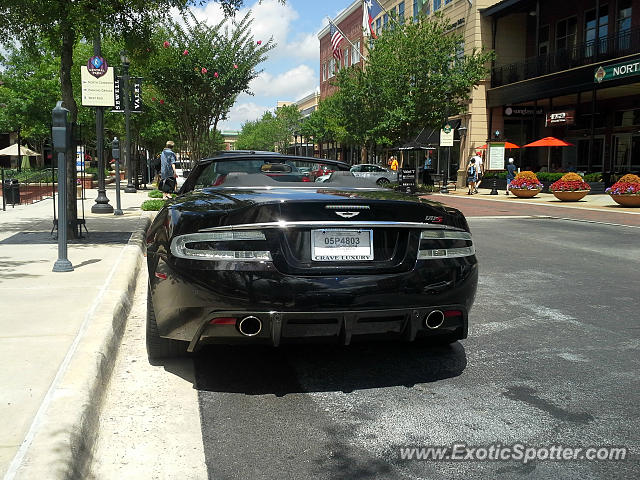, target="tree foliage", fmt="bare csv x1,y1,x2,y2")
143,11,274,162
236,104,301,153
307,13,494,150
